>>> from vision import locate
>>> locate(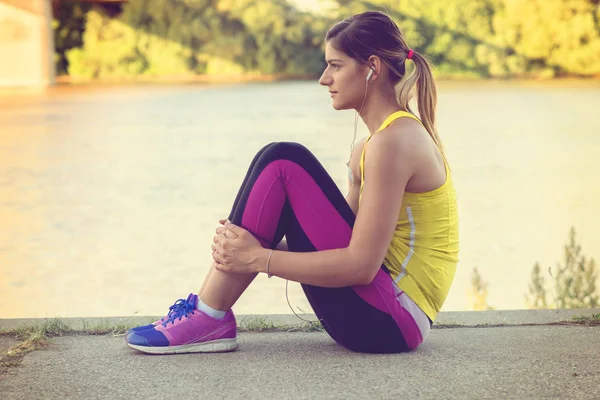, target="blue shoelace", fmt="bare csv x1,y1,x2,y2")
158,299,185,323
162,298,195,327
